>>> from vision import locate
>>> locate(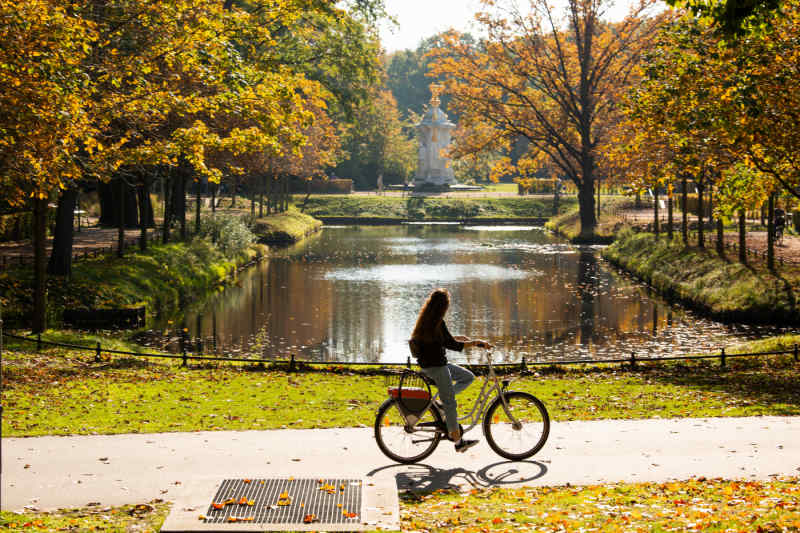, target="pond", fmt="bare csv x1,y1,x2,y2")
146,224,784,364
